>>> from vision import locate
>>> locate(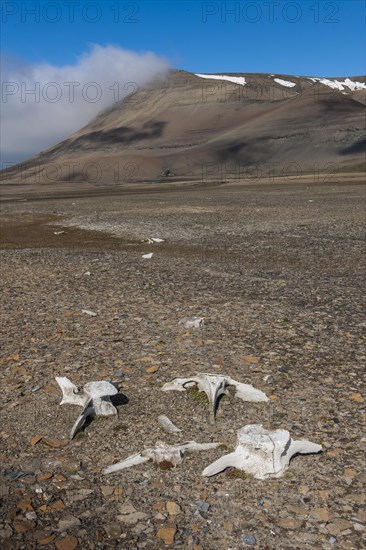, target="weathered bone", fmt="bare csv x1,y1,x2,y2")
103,441,220,474
162,373,268,423
143,237,164,244
158,415,182,434
55,377,118,438
179,317,204,329
202,424,322,479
